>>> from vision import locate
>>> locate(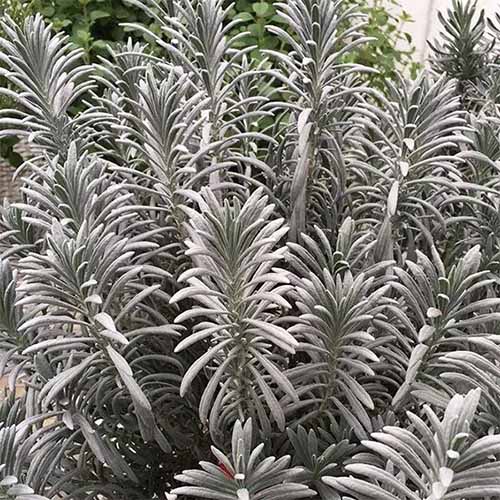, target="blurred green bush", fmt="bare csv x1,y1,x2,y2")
22,0,418,84
29,0,156,63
